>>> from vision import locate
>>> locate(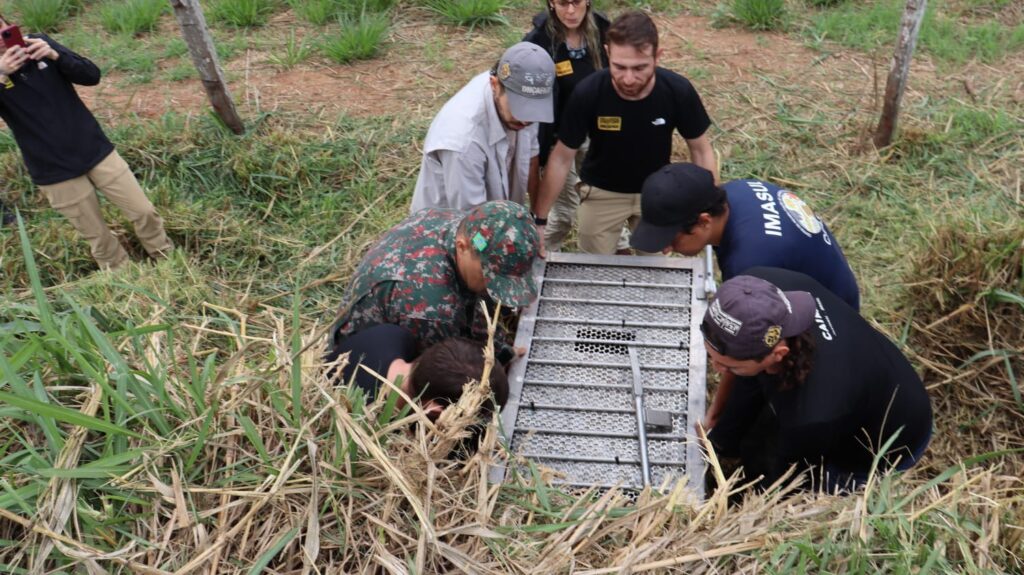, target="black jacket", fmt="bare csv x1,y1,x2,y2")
0,34,114,185
523,11,610,165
